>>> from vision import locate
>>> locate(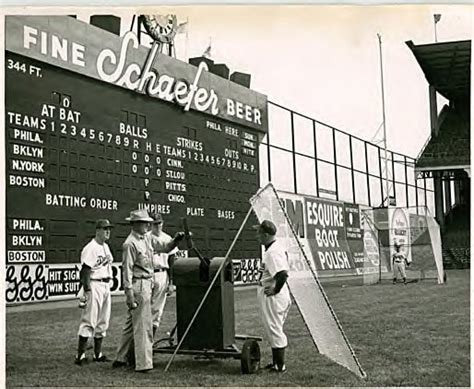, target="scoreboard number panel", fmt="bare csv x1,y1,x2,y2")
6,51,262,301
